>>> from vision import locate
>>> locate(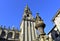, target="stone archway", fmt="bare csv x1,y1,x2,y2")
7,32,13,38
